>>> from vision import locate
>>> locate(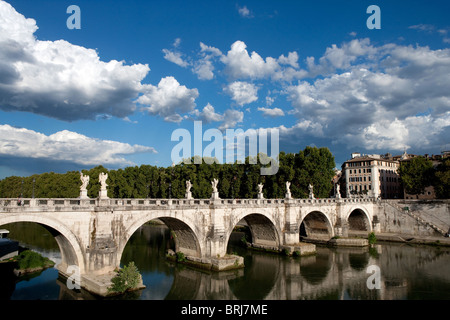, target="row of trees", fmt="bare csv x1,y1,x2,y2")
398,156,449,199
0,147,337,200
